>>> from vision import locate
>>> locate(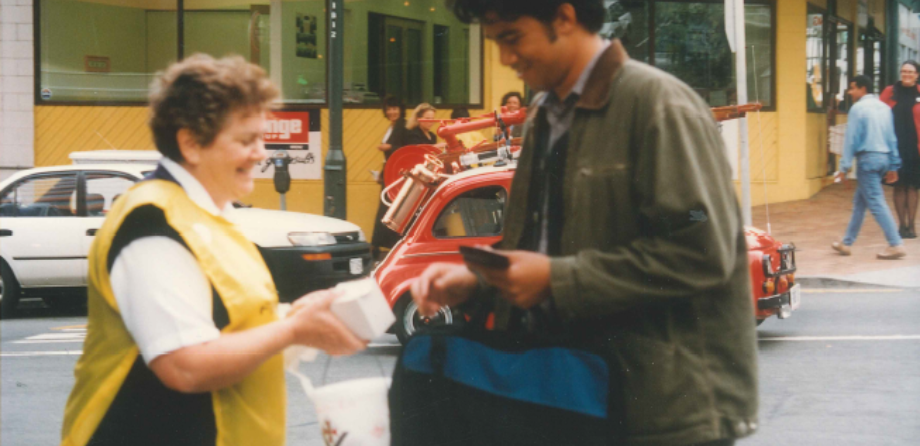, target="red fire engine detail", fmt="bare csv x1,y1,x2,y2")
419,106,527,152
